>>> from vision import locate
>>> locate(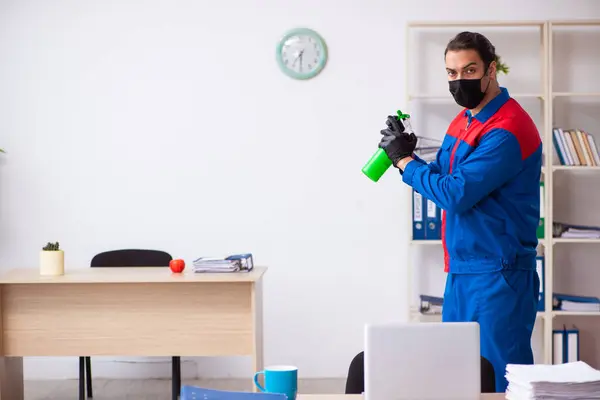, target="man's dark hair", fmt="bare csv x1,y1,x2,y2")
444,31,497,69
